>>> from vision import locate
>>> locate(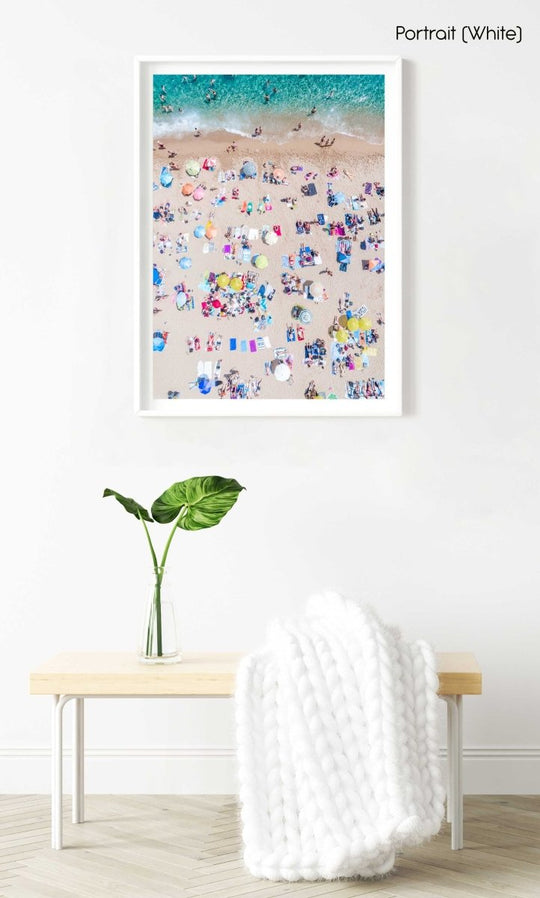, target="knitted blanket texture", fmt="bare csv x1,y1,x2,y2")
236,593,445,881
